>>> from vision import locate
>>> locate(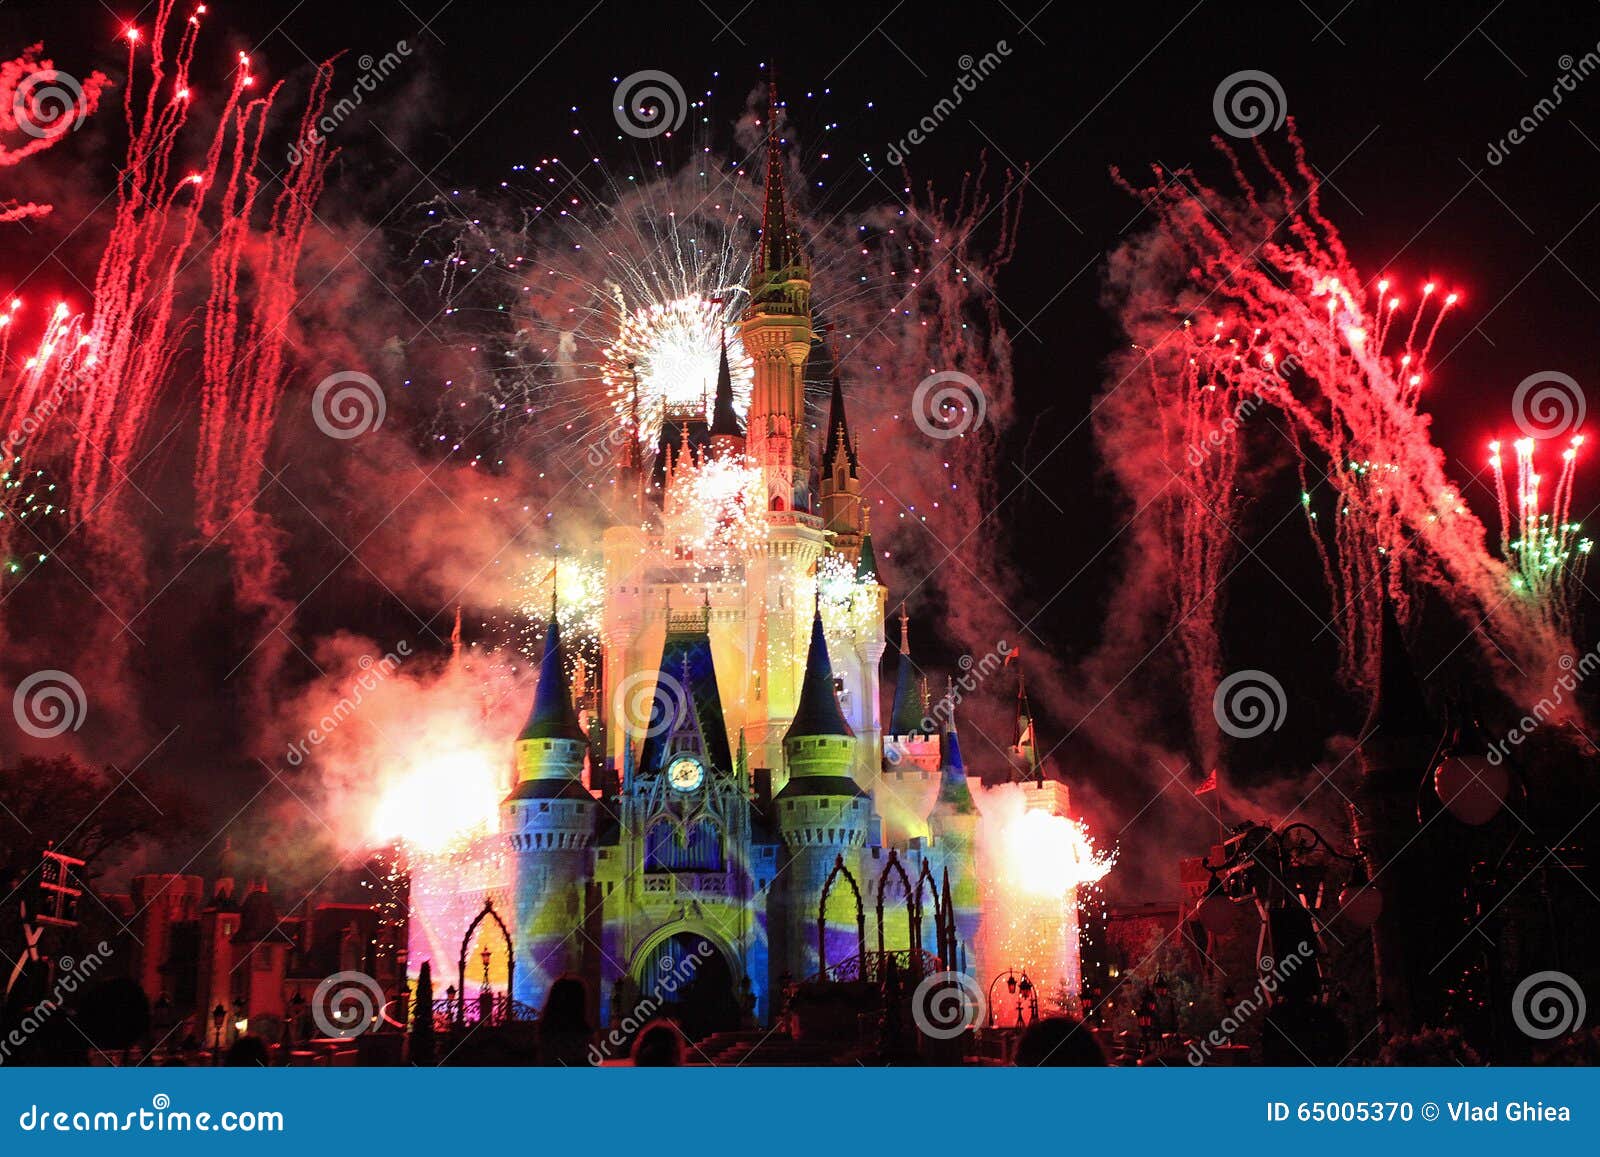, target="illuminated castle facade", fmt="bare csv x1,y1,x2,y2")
465,87,1091,1030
